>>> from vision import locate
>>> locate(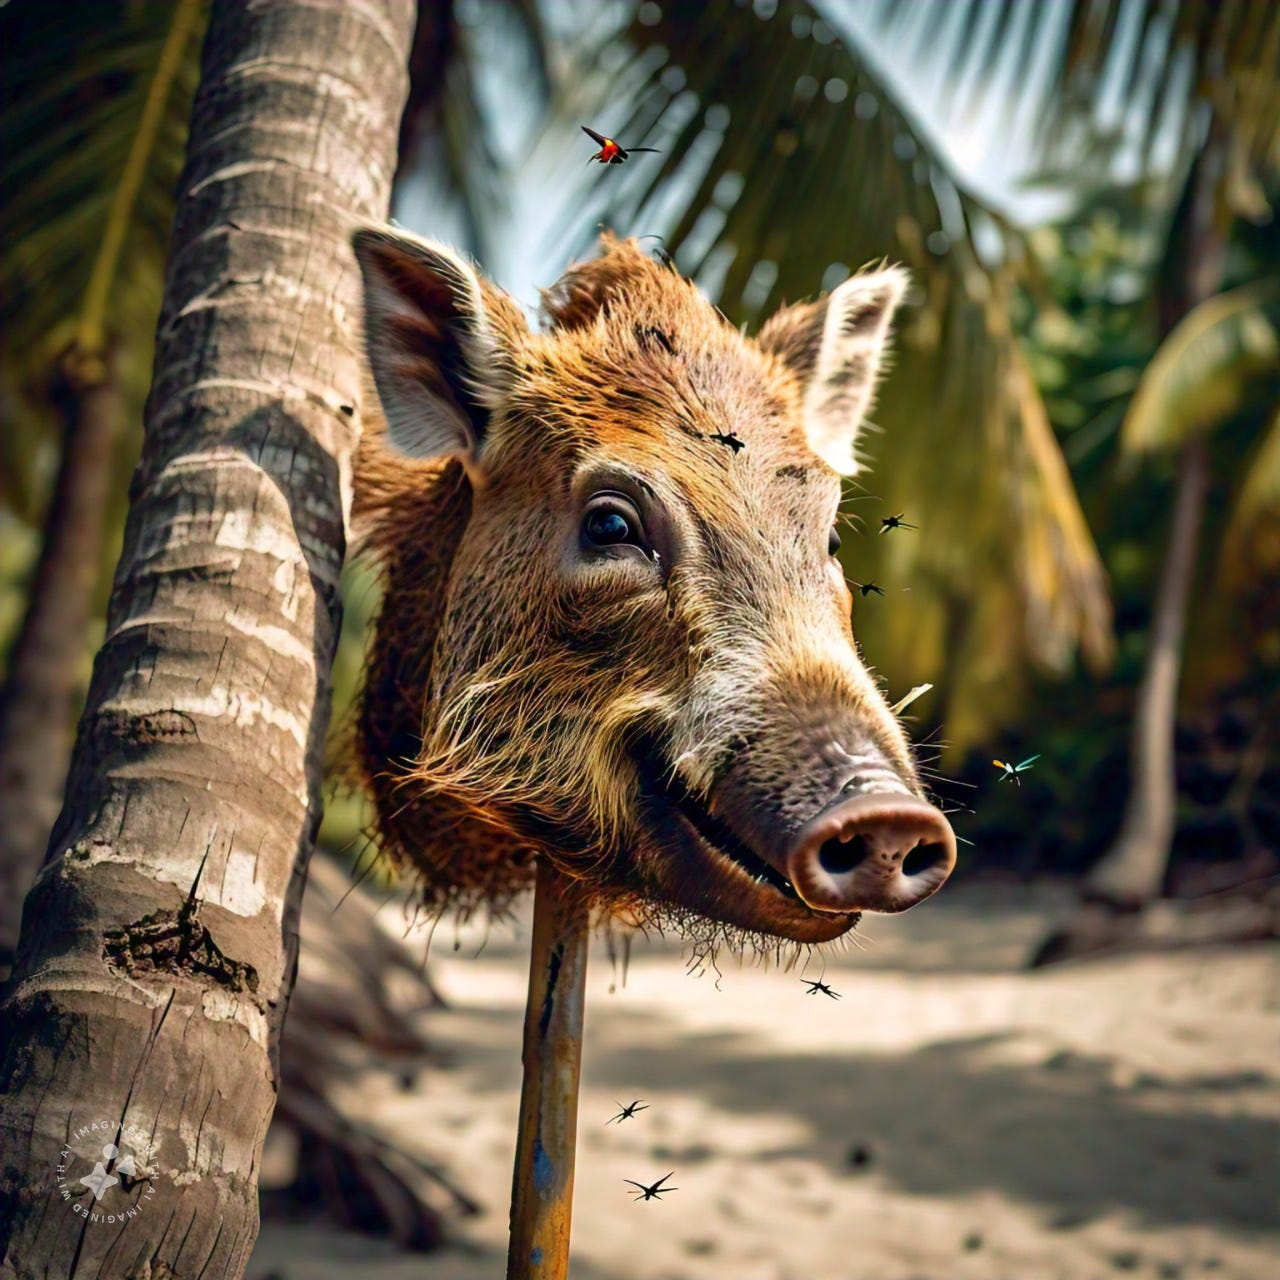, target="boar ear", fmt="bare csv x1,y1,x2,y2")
758,266,908,474
351,226,524,482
